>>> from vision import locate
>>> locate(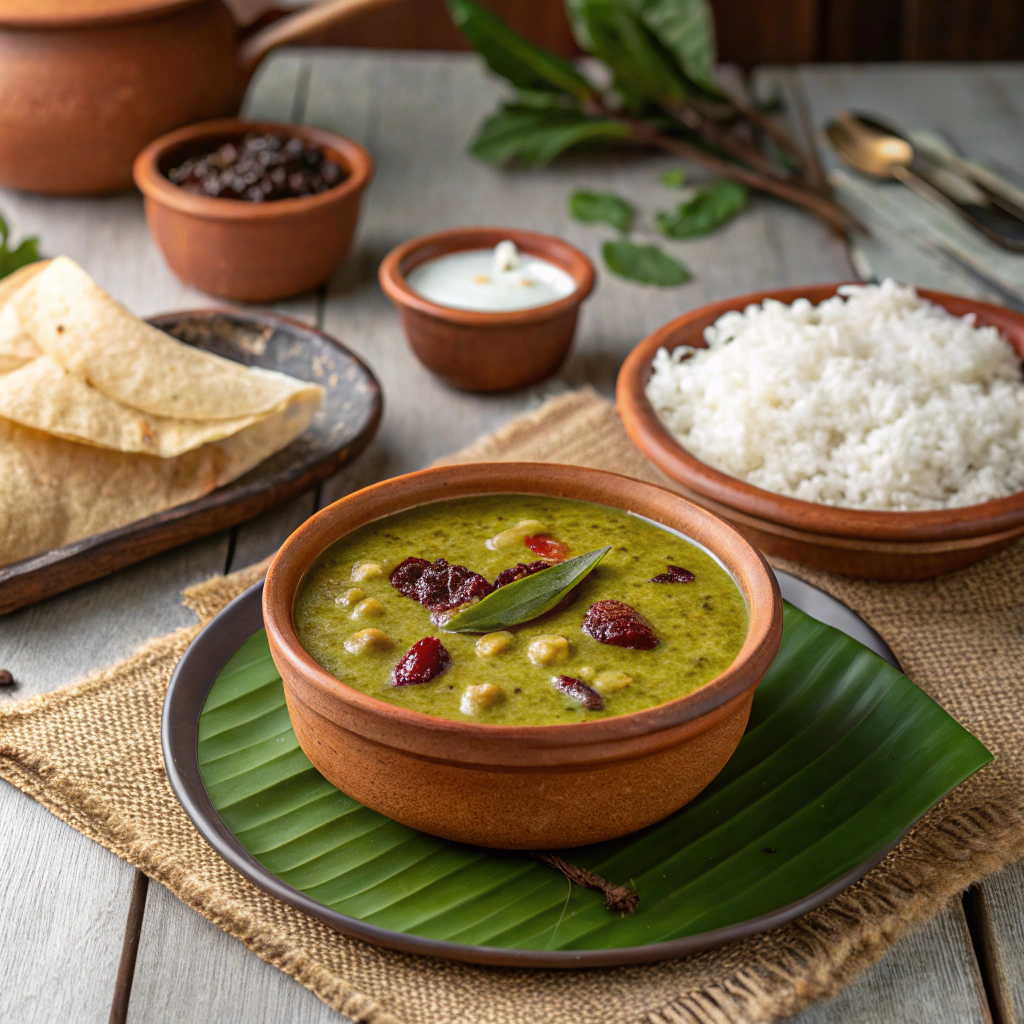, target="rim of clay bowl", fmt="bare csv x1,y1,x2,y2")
133,117,374,221
617,282,1024,543
378,226,595,326
263,462,782,764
